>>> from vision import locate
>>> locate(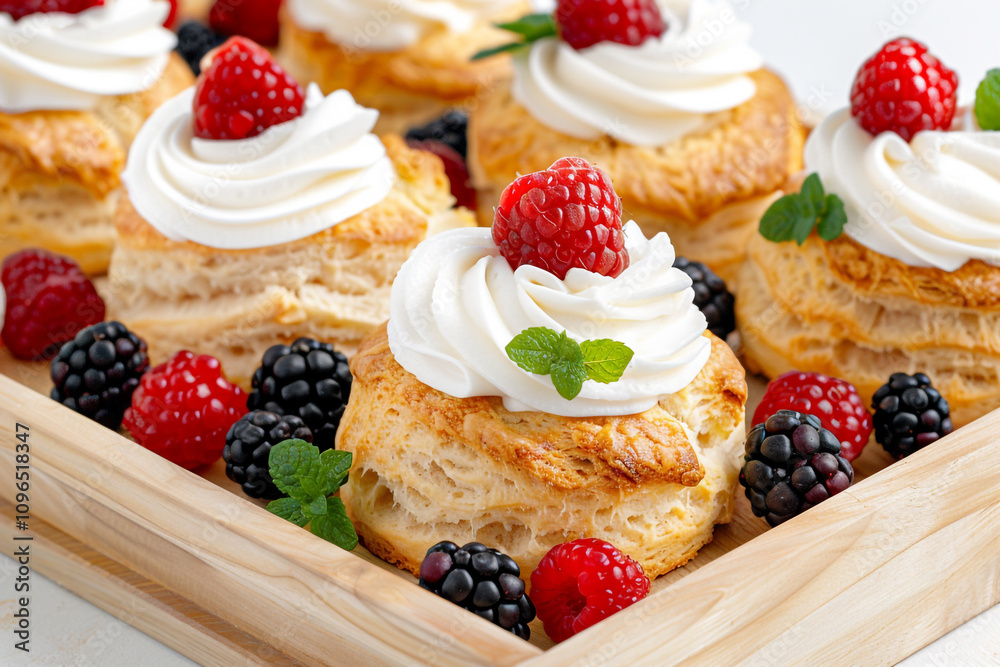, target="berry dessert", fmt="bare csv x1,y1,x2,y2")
0,0,193,274
738,37,1000,426
50,321,149,429
467,0,804,282
1,250,105,360
418,541,535,640
279,0,531,134
740,410,854,527
337,159,748,580
123,351,246,469
246,338,352,450
753,372,872,462
224,411,313,499
673,257,735,340
872,373,953,460
105,37,472,387
531,538,649,643
208,0,281,47
174,20,225,75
